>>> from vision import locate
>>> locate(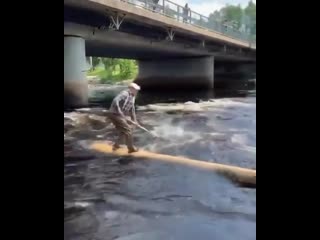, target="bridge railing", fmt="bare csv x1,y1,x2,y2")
119,0,256,46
